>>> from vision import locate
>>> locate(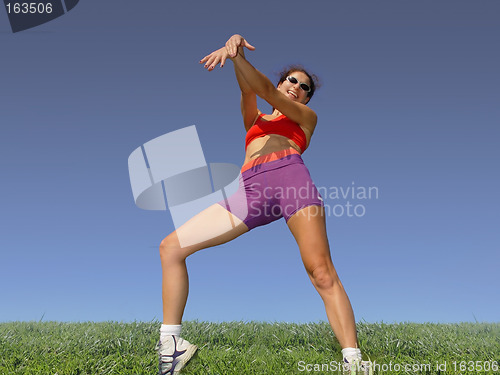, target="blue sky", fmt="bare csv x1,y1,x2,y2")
1,0,498,324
